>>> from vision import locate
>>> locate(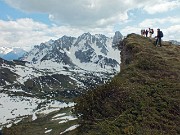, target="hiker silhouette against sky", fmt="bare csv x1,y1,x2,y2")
141,29,145,36
149,28,154,38
155,28,163,47
145,29,148,37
